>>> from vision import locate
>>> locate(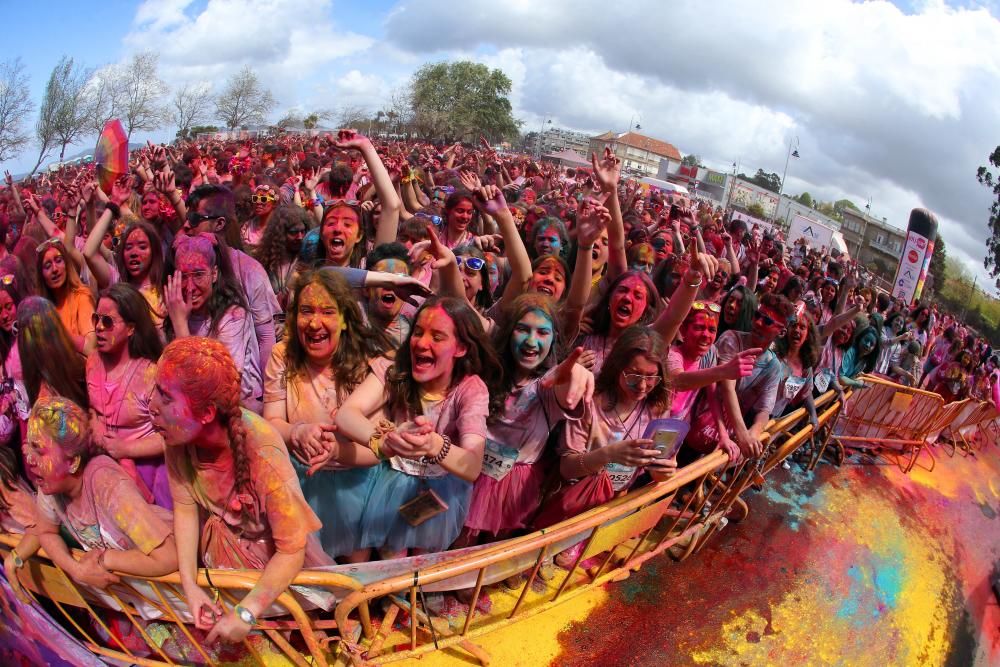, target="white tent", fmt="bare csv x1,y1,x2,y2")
639,177,689,195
